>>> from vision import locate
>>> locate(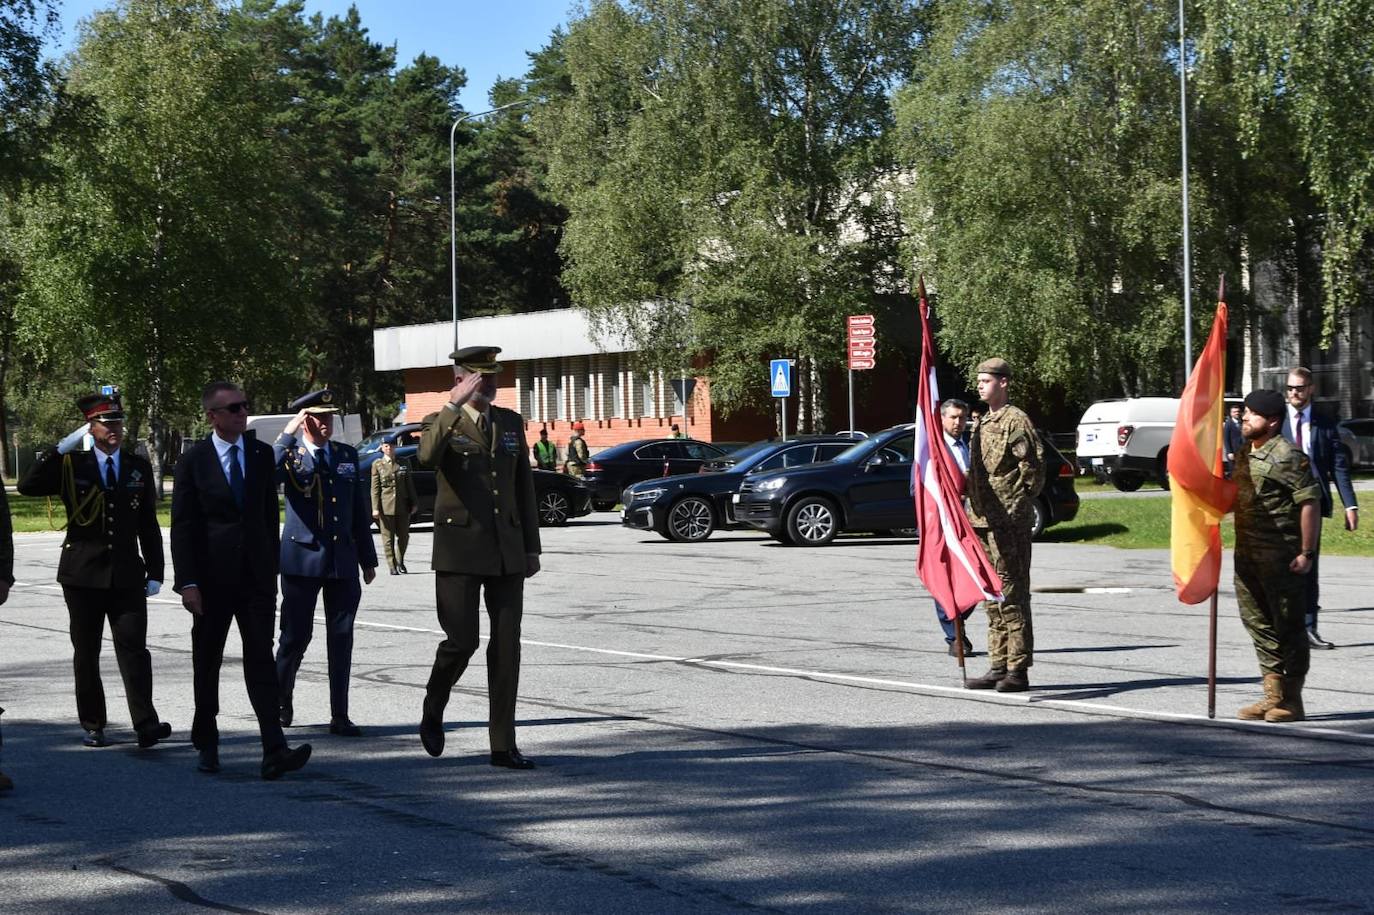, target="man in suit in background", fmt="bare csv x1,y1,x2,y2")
417,345,542,770
930,398,976,657
1281,367,1358,650
172,381,311,779
1223,403,1243,477
273,389,377,736
0,478,13,791
18,390,171,750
